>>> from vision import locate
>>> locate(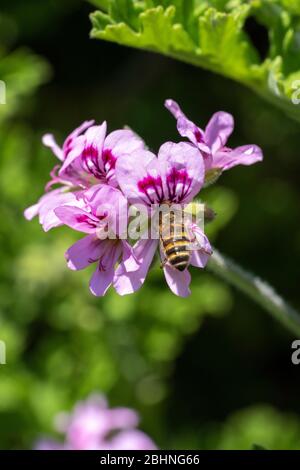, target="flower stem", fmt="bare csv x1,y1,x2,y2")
207,248,300,336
